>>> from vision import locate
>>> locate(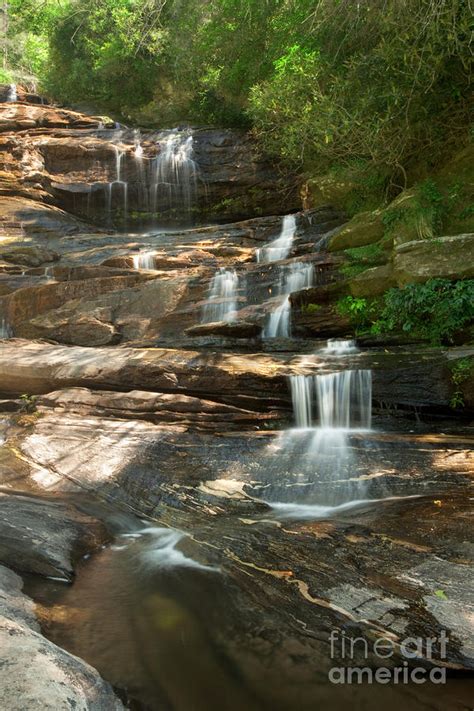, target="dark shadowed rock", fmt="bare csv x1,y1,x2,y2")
0,493,109,580
186,320,262,338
